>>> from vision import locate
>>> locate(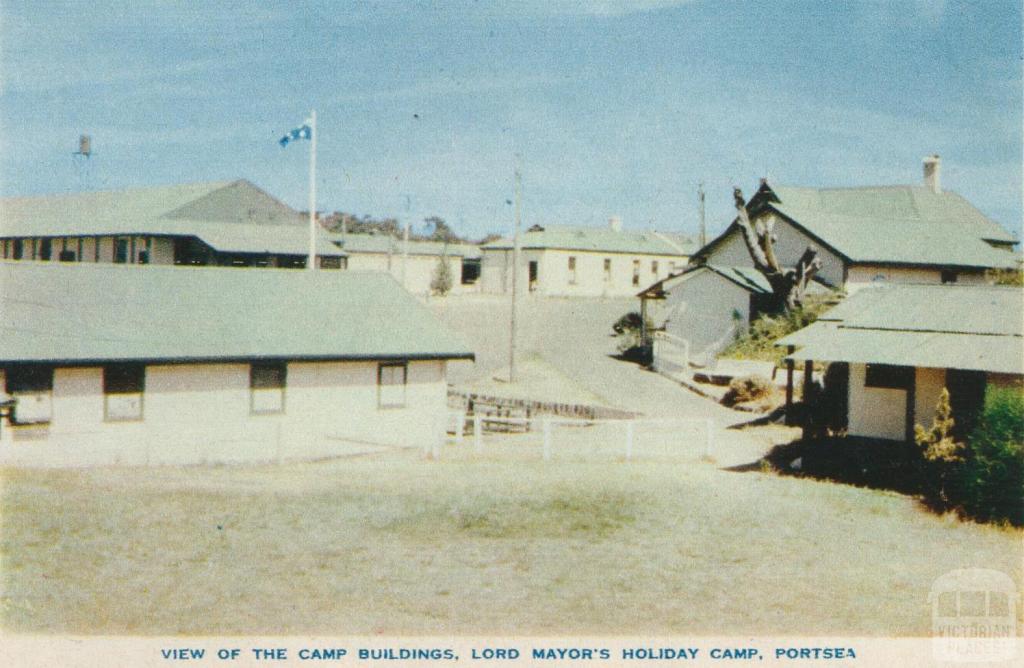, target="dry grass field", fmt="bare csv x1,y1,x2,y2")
1,443,1021,636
